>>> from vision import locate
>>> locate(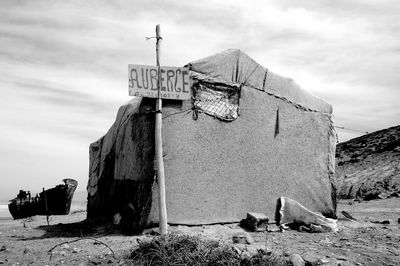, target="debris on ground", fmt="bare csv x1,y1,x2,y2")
276,197,338,233
232,232,253,244
341,211,358,221
240,212,269,232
